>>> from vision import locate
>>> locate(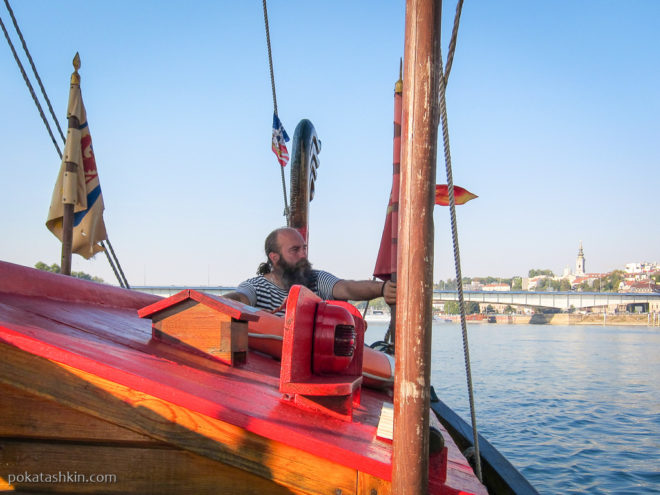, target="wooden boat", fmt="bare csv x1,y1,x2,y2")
364,309,392,323
0,259,486,494
0,1,538,493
